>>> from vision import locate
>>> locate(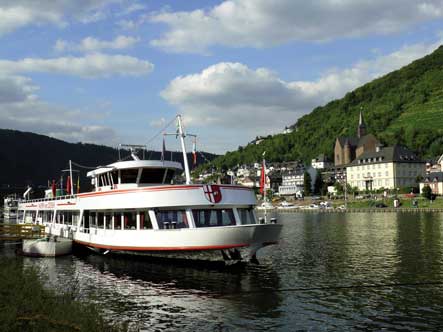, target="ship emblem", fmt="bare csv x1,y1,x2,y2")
203,185,222,203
